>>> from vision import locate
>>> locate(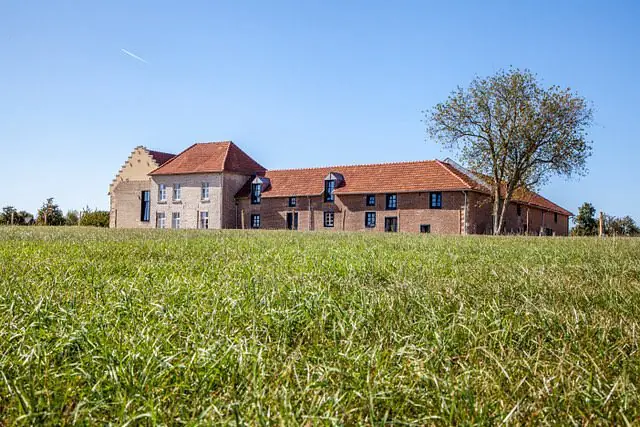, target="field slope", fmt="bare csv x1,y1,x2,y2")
1,228,640,425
